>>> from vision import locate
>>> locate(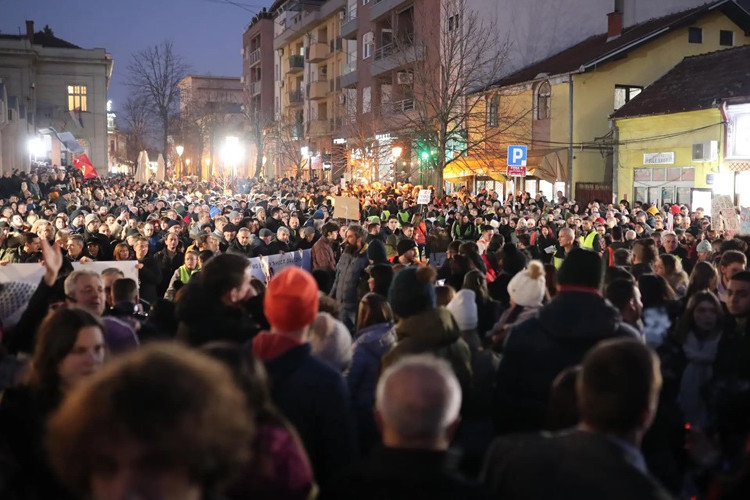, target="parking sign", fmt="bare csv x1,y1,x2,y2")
507,145,528,177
